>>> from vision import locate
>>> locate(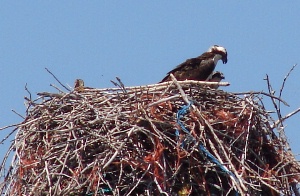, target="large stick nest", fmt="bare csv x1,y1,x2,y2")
1,79,300,196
